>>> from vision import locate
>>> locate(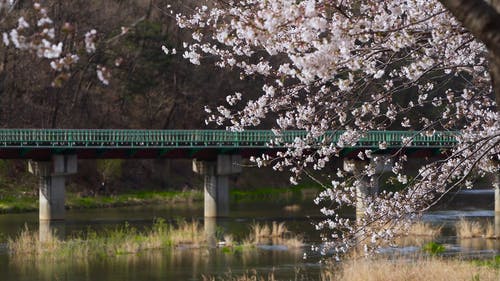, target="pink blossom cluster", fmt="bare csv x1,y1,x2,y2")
176,0,499,256
1,2,107,86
